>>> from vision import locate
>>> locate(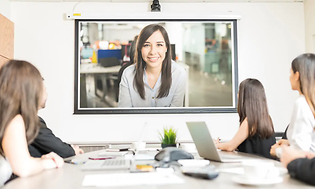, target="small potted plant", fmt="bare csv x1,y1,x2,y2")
159,127,177,148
